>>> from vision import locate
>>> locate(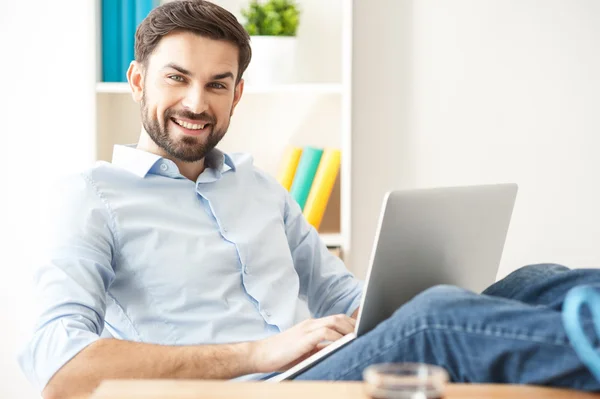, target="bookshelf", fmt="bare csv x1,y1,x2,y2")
319,233,343,248
96,82,344,95
94,0,352,257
